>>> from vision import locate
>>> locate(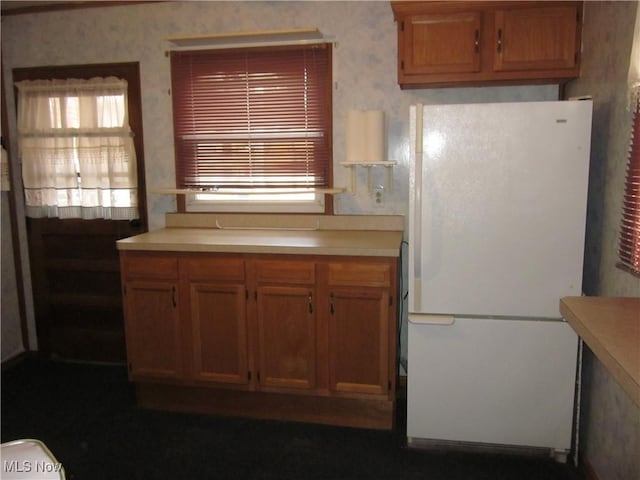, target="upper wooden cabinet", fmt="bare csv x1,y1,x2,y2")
402,11,482,76
391,1,583,88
